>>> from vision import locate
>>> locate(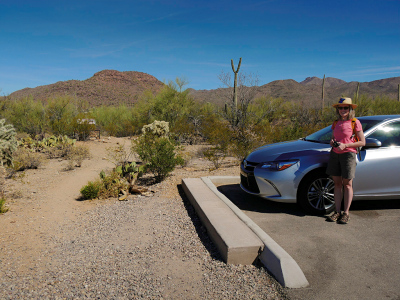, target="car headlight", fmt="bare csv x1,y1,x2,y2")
260,160,299,171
